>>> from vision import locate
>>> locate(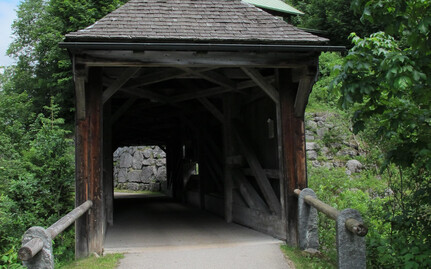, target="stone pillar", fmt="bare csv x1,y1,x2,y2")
336,209,366,269
298,188,319,250
21,227,53,269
